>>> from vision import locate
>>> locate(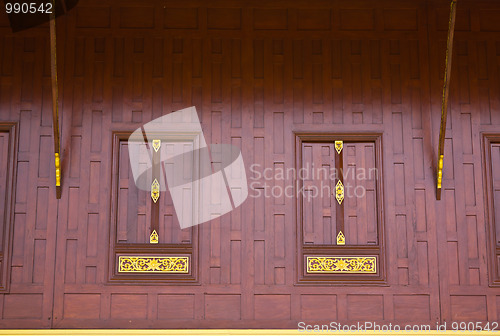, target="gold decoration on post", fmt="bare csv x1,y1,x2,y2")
306,256,376,274
150,230,159,244
151,178,160,203
336,231,345,245
335,140,343,154
437,154,444,189
55,153,61,187
335,180,344,204
118,256,189,273
152,139,161,153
